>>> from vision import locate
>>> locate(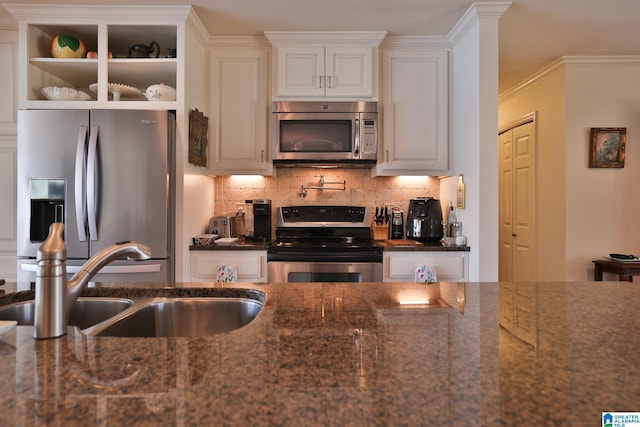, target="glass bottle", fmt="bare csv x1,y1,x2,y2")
456,174,466,209
244,200,254,239
447,201,456,237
